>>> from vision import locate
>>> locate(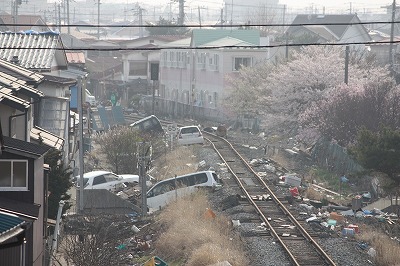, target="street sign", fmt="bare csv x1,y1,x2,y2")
166,123,178,134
